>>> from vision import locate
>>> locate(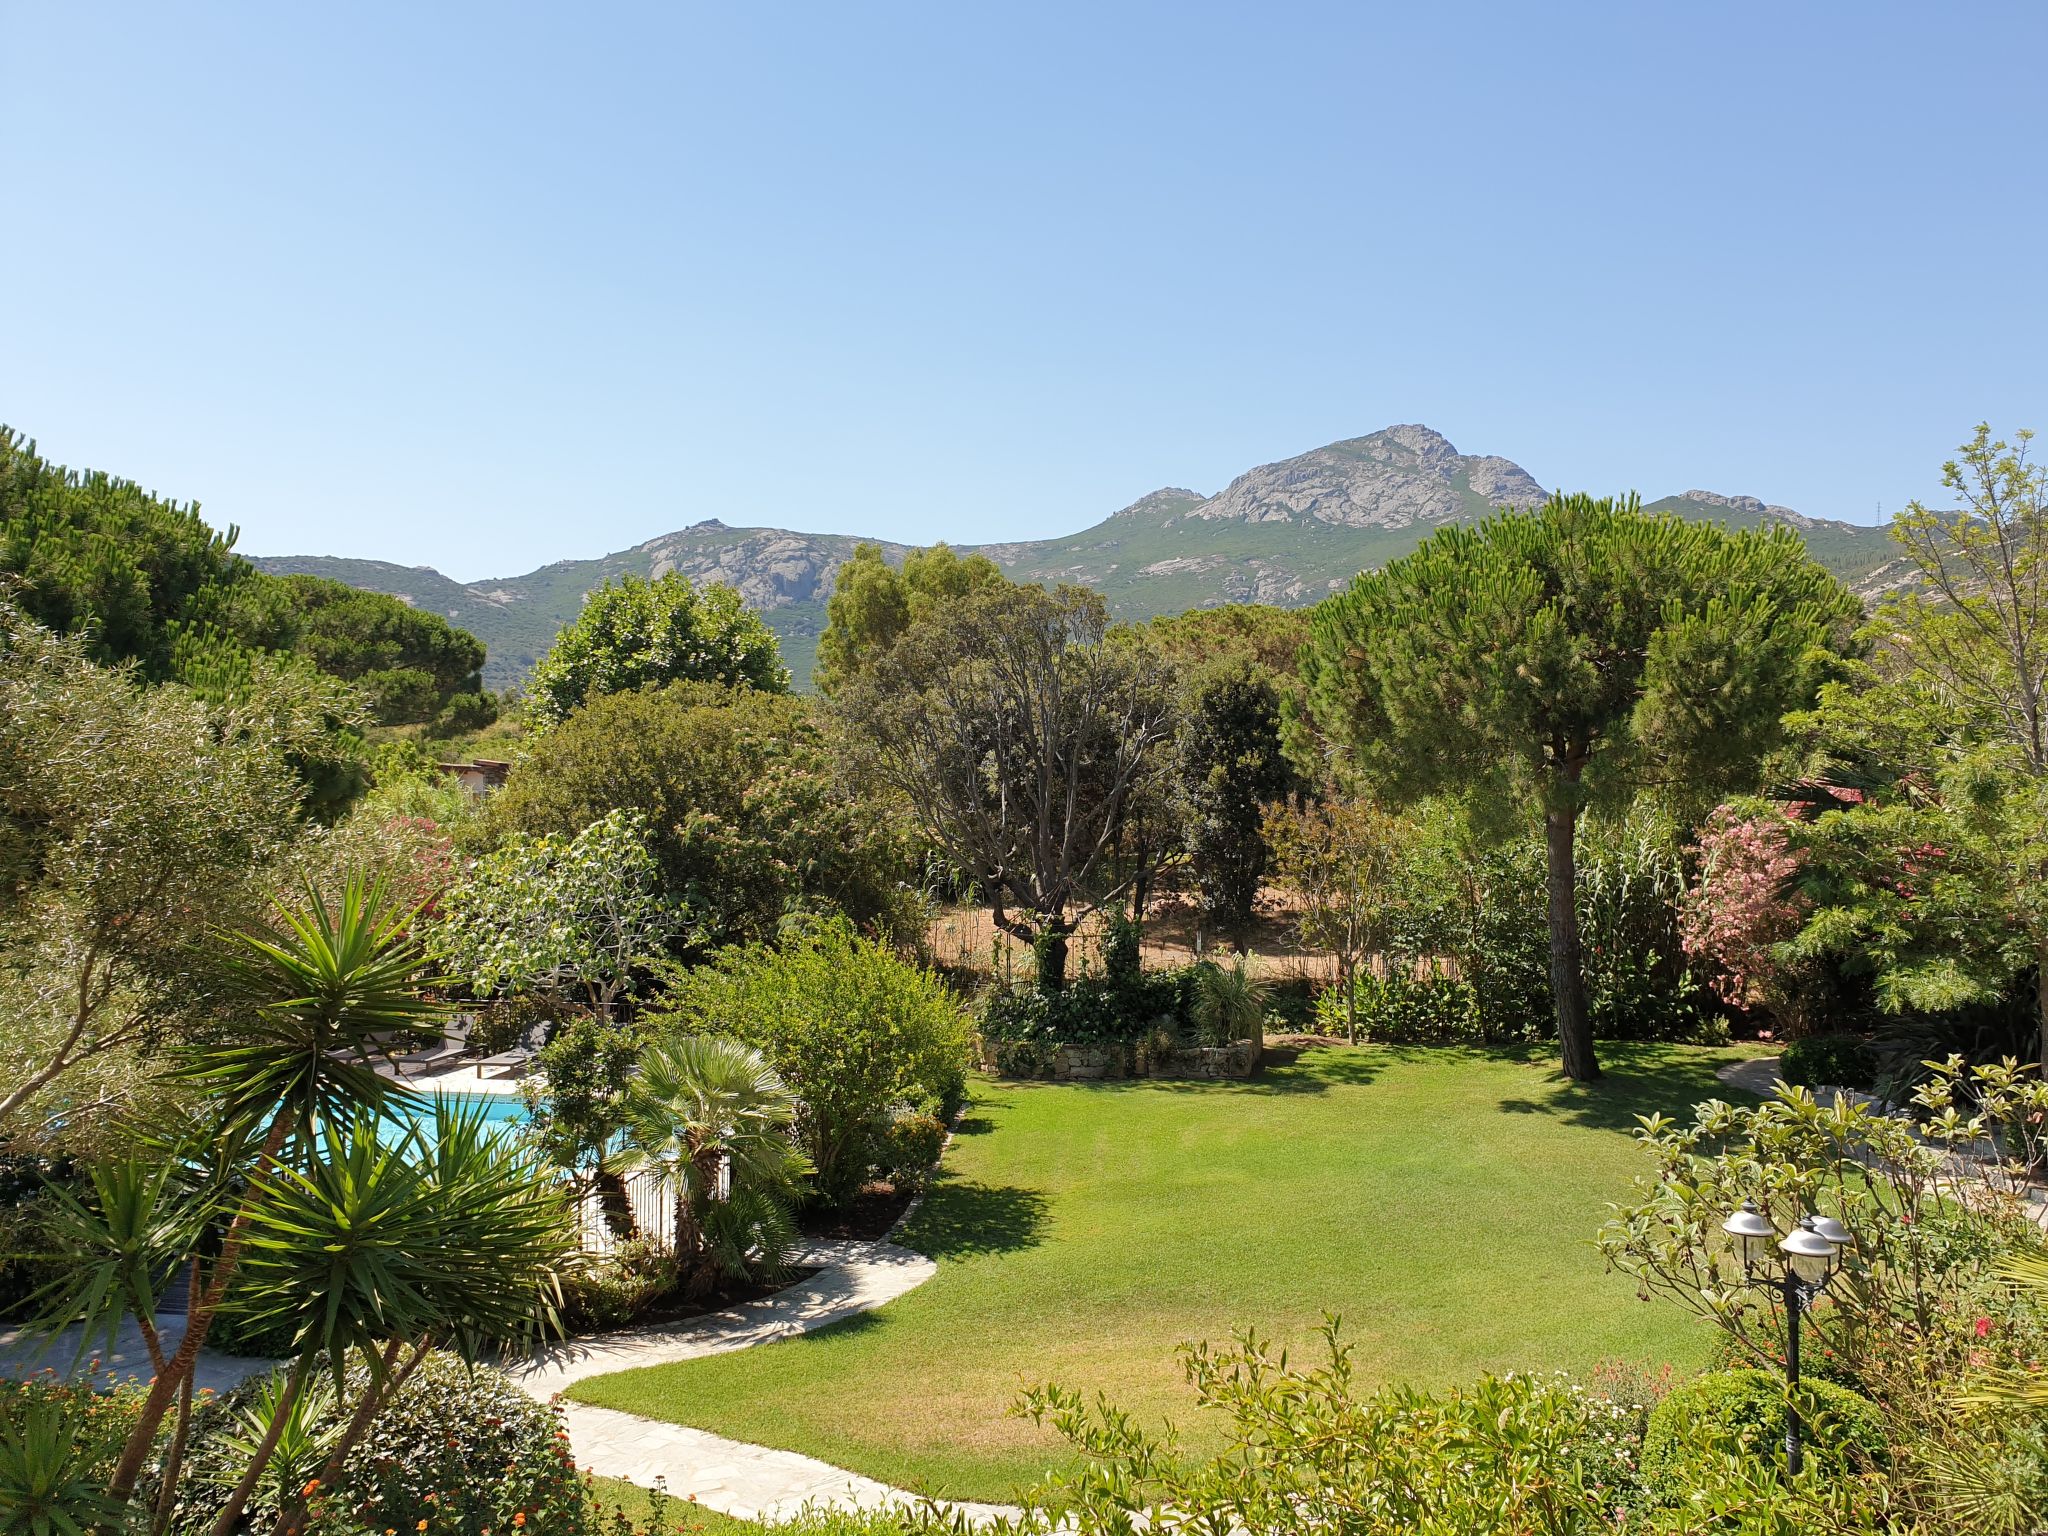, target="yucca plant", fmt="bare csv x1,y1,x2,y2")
46,875,445,1513
1190,956,1268,1047
0,1388,133,1536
